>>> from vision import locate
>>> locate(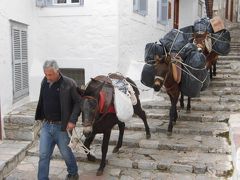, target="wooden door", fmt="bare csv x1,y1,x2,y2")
174,0,179,29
